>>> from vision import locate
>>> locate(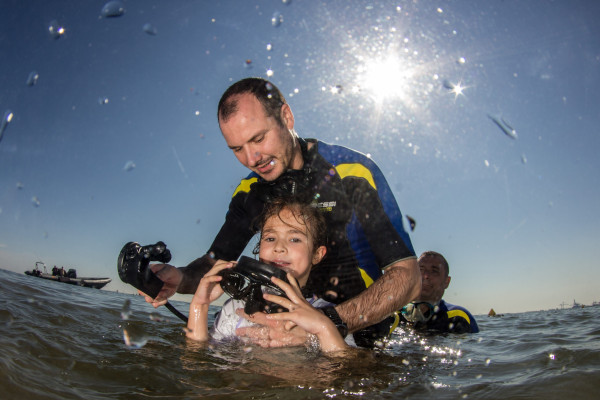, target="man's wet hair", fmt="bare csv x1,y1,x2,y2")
252,198,328,258
418,251,450,276
218,77,287,128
